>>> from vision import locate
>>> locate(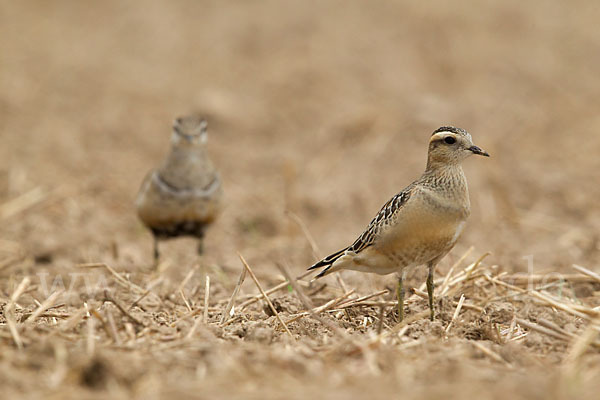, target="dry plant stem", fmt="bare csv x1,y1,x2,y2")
106,309,121,345
60,307,87,332
0,253,26,273
238,269,313,310
285,210,321,260
220,266,247,325
471,341,512,368
337,290,389,308
238,253,293,338
180,289,192,312
377,305,386,335
86,317,95,356
186,316,203,340
285,210,350,294
104,290,145,327
499,273,597,285
276,263,348,338
283,289,355,325
440,246,474,294
374,310,430,343
77,263,152,298
5,276,30,349
537,318,576,340
177,265,199,294
564,317,600,365
25,290,64,324
130,278,164,310
483,275,595,320
515,318,571,342
445,294,466,333
413,288,483,312
203,275,210,324
572,264,600,284
90,309,114,342
0,186,47,219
